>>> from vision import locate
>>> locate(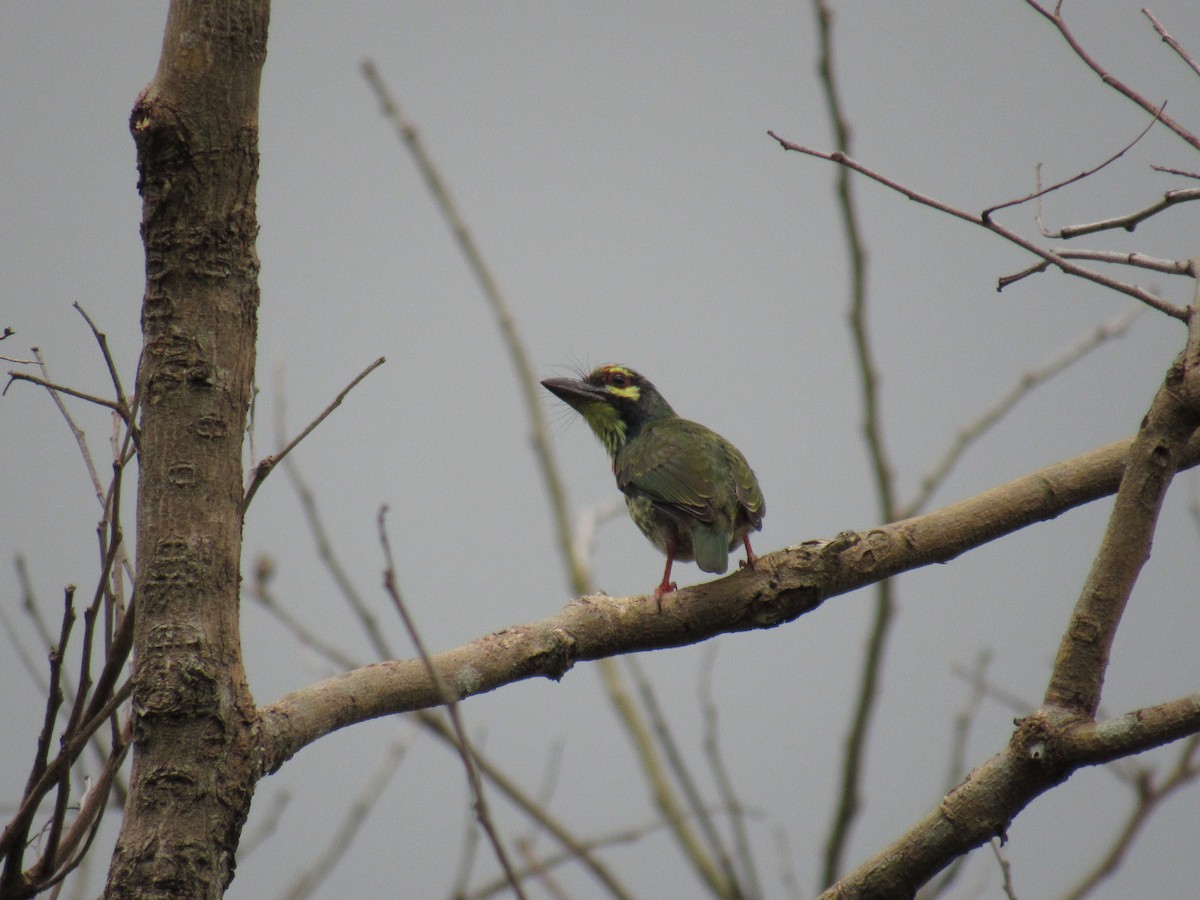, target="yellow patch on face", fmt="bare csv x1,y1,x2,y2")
596,364,641,401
